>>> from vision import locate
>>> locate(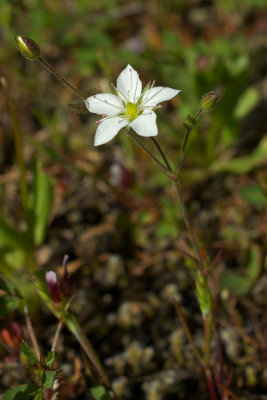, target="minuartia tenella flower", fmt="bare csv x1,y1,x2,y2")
85,65,181,146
